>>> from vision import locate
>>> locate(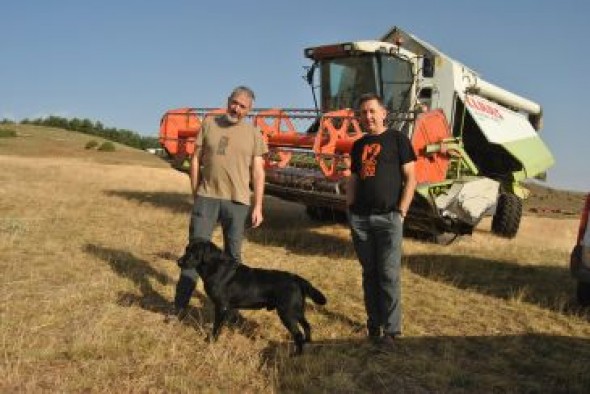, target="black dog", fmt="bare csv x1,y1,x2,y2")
177,239,327,354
